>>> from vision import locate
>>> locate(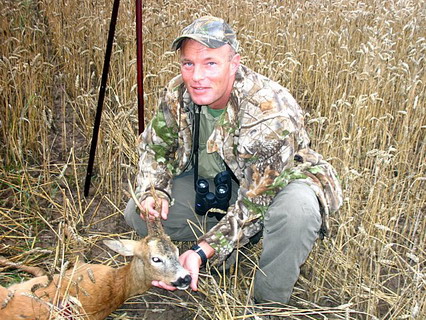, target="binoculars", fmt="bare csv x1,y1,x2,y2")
195,171,232,220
